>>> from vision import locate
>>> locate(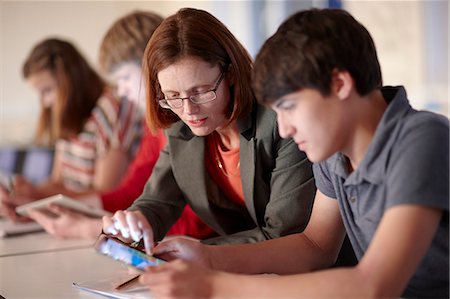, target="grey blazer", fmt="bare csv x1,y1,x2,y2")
131,103,316,245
